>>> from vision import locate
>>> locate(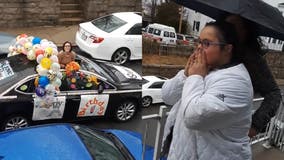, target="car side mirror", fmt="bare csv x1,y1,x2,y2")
98,83,104,94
